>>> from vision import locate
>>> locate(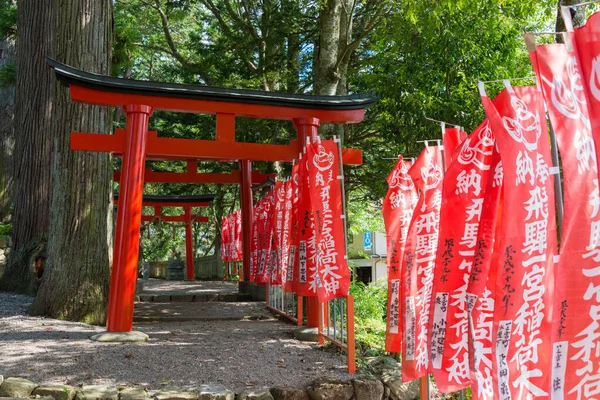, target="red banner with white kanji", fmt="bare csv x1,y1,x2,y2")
256,190,275,283
429,120,495,392
235,210,242,261
531,41,600,399
270,181,286,285
280,180,293,291
287,163,300,293
480,83,557,399
401,145,444,382
307,139,350,301
467,148,503,400
443,127,468,170
382,157,418,353
250,198,264,282
295,149,318,297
